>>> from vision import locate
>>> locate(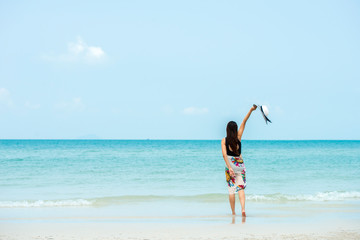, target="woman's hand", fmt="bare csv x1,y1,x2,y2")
229,168,235,177
251,104,257,111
